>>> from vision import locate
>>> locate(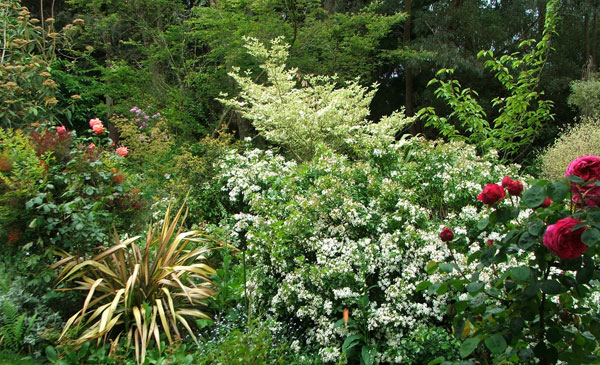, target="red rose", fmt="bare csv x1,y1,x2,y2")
477,184,506,204
486,239,494,246
440,227,454,242
543,218,588,259
502,176,524,196
538,197,552,208
57,126,67,135
565,155,600,207
565,155,600,182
